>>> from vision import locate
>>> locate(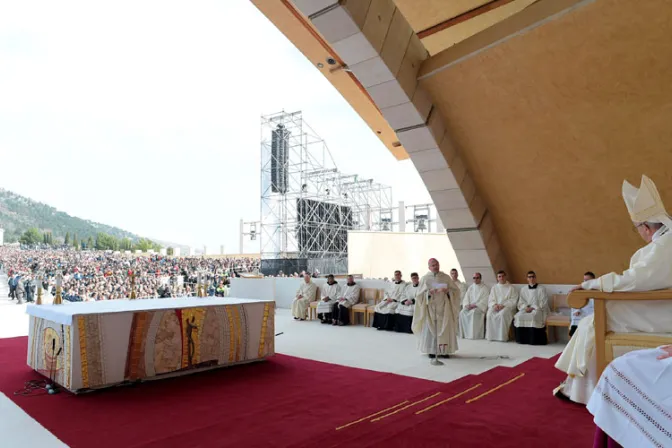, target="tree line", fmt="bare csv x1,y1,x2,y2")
18,227,162,253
